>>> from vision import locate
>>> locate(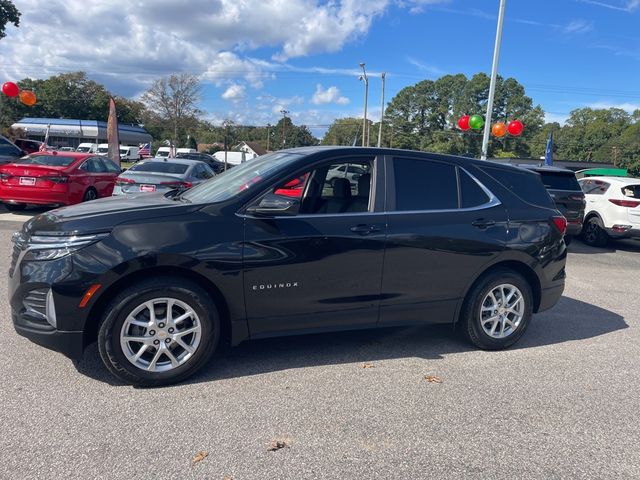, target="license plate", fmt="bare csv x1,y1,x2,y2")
140,184,156,192
19,177,36,186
